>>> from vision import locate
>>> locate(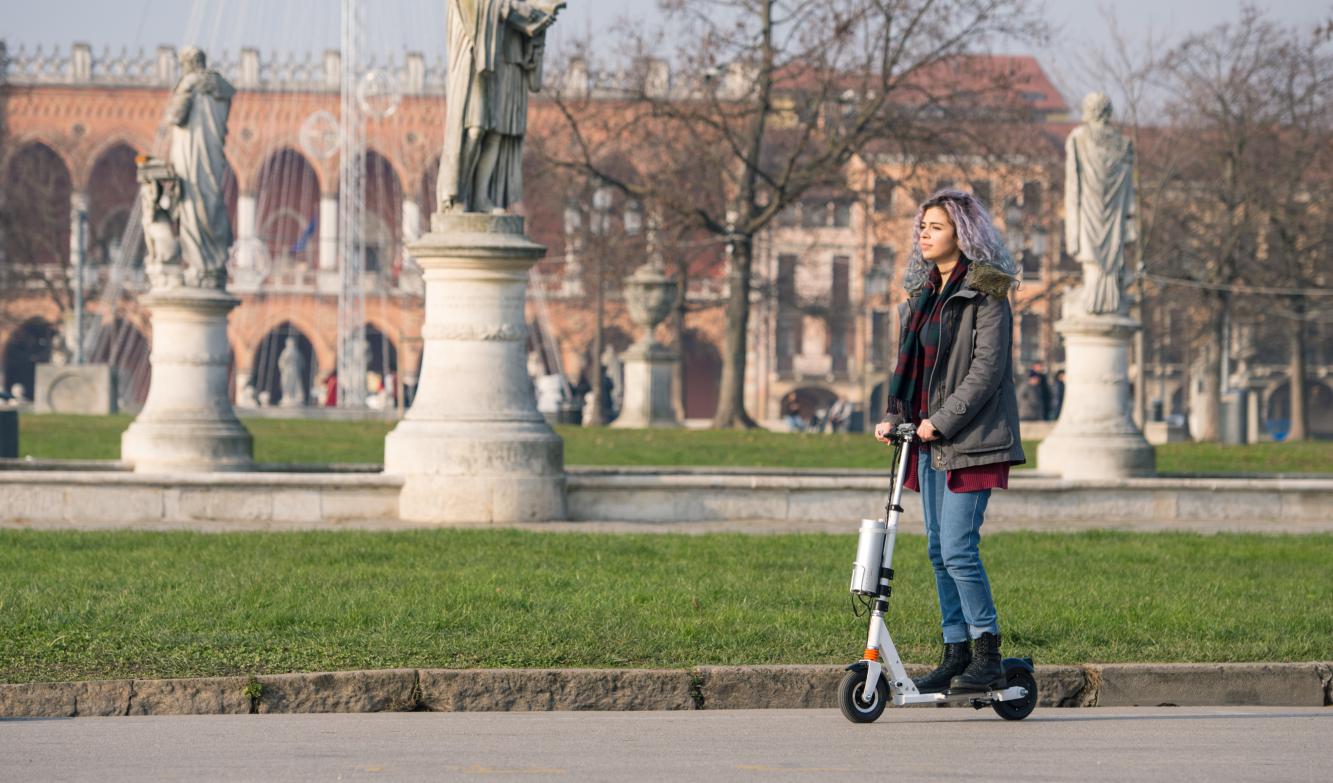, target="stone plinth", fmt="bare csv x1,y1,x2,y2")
1037,313,1154,479
384,213,565,523
612,342,680,429
121,288,253,473
34,364,117,414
